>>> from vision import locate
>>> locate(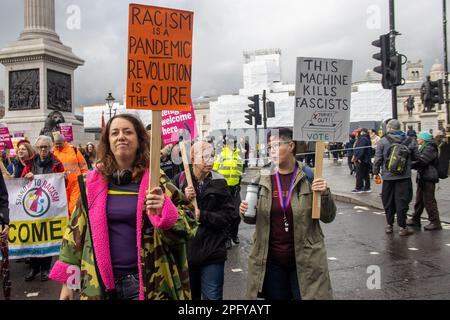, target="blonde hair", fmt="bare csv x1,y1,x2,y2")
16,142,35,161
190,141,213,165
